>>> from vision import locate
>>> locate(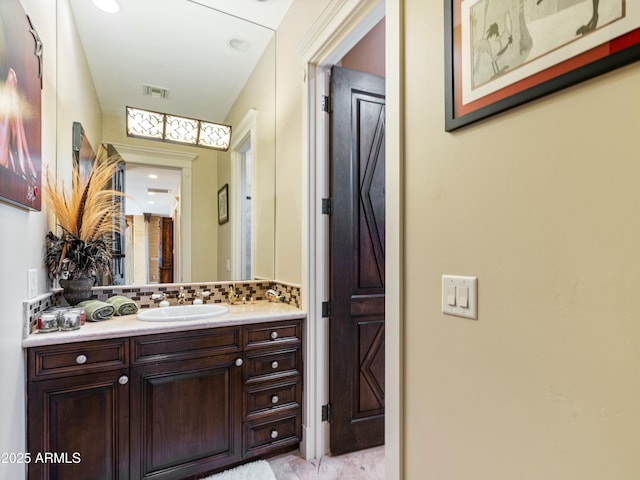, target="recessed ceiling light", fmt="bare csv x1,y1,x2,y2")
148,174,158,179
148,201,155,205
147,191,156,196
92,0,120,14
228,38,252,53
